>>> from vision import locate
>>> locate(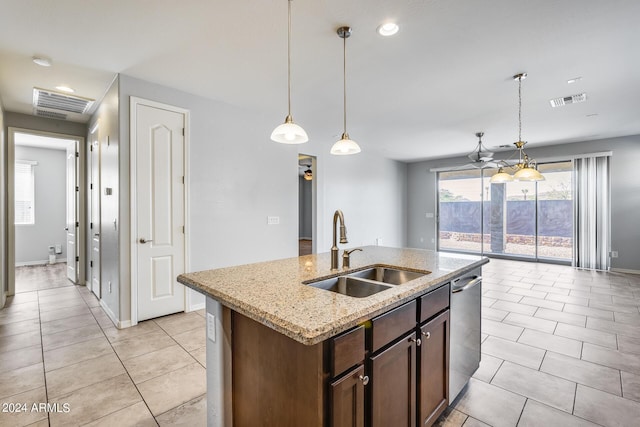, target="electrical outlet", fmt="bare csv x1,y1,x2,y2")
611,251,619,258
425,212,434,218
207,312,216,343
267,216,280,225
